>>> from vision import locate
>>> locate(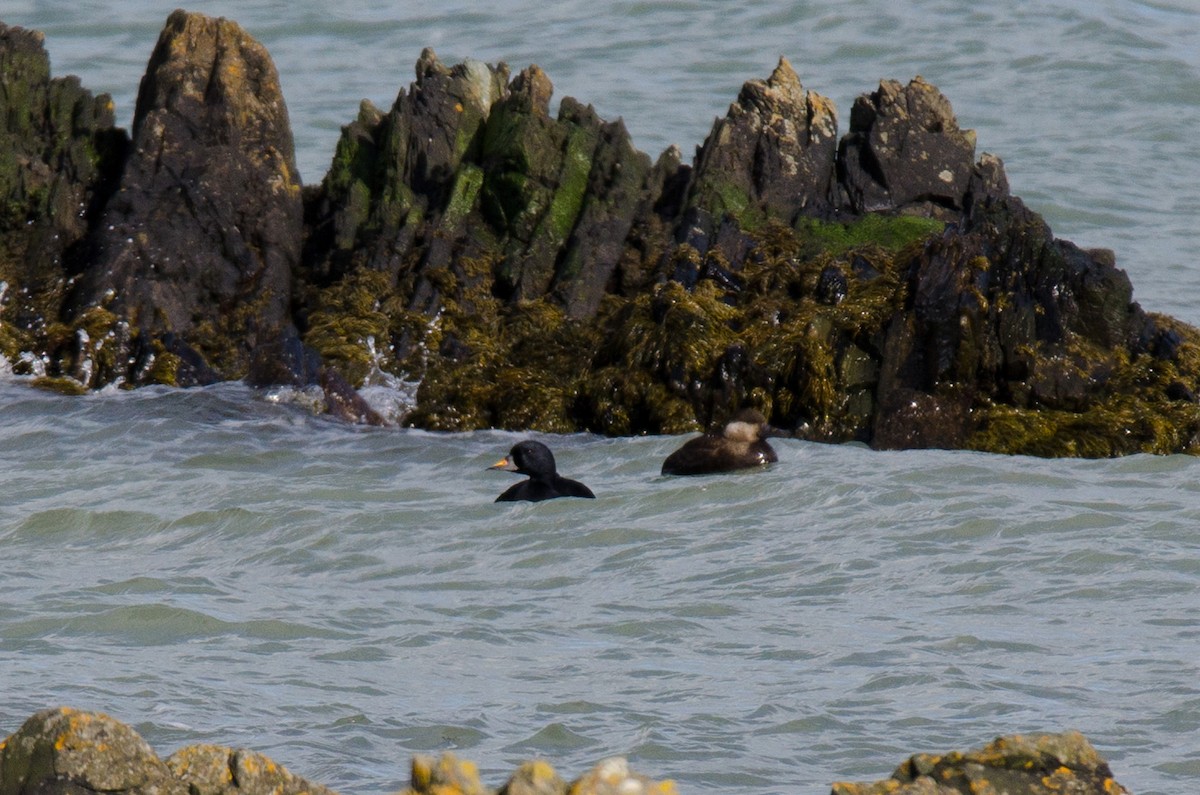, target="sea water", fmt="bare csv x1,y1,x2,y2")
2,2,1199,794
